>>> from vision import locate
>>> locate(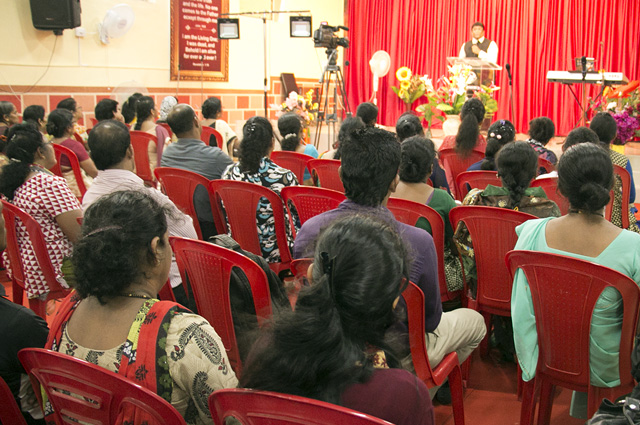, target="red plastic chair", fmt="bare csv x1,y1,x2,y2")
530,177,570,215
169,237,272,377
455,170,501,201
200,125,223,149
208,388,393,425
403,282,465,425
439,148,485,200
605,164,631,229
1,200,71,318
537,156,556,175
449,206,537,355
50,144,88,199
129,130,158,188
280,186,345,231
18,348,186,425
158,122,173,138
0,376,27,425
154,167,224,239
89,117,99,128
270,150,313,184
307,158,344,192
72,132,84,143
209,180,293,276
387,197,463,303
505,250,640,424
